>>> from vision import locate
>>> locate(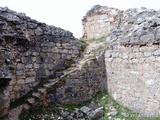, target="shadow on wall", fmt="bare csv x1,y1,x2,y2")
0,78,12,118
